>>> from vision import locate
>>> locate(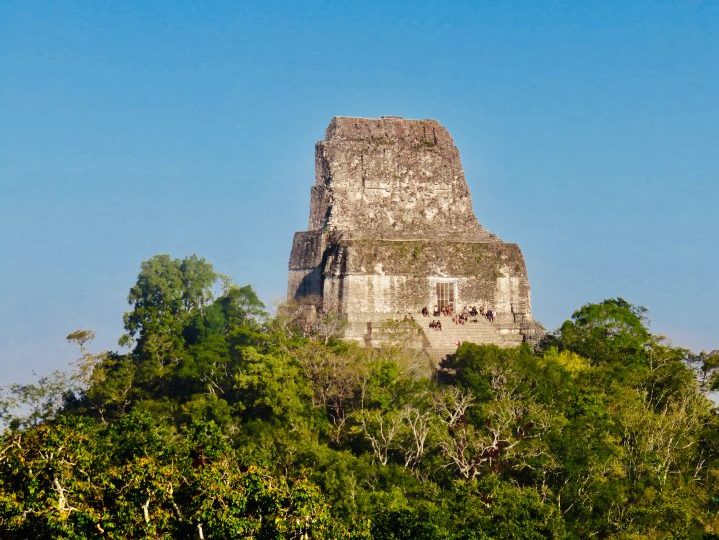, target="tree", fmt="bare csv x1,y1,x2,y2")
121,254,218,353
0,413,345,539
65,329,96,353
554,298,651,365
312,310,348,345
233,347,312,424
294,341,366,443
692,349,719,393
0,370,78,430
1,330,103,429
